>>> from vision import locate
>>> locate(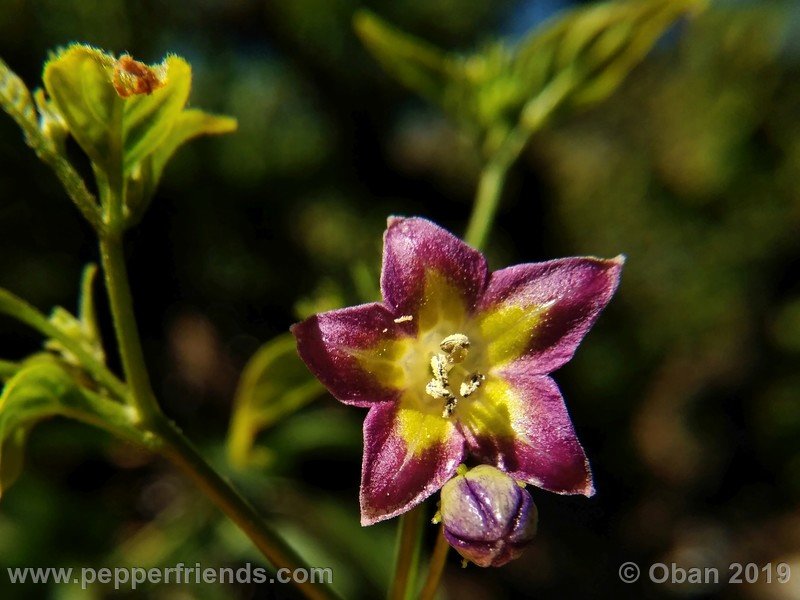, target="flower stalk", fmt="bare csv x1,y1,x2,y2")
419,525,450,600
389,504,425,600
